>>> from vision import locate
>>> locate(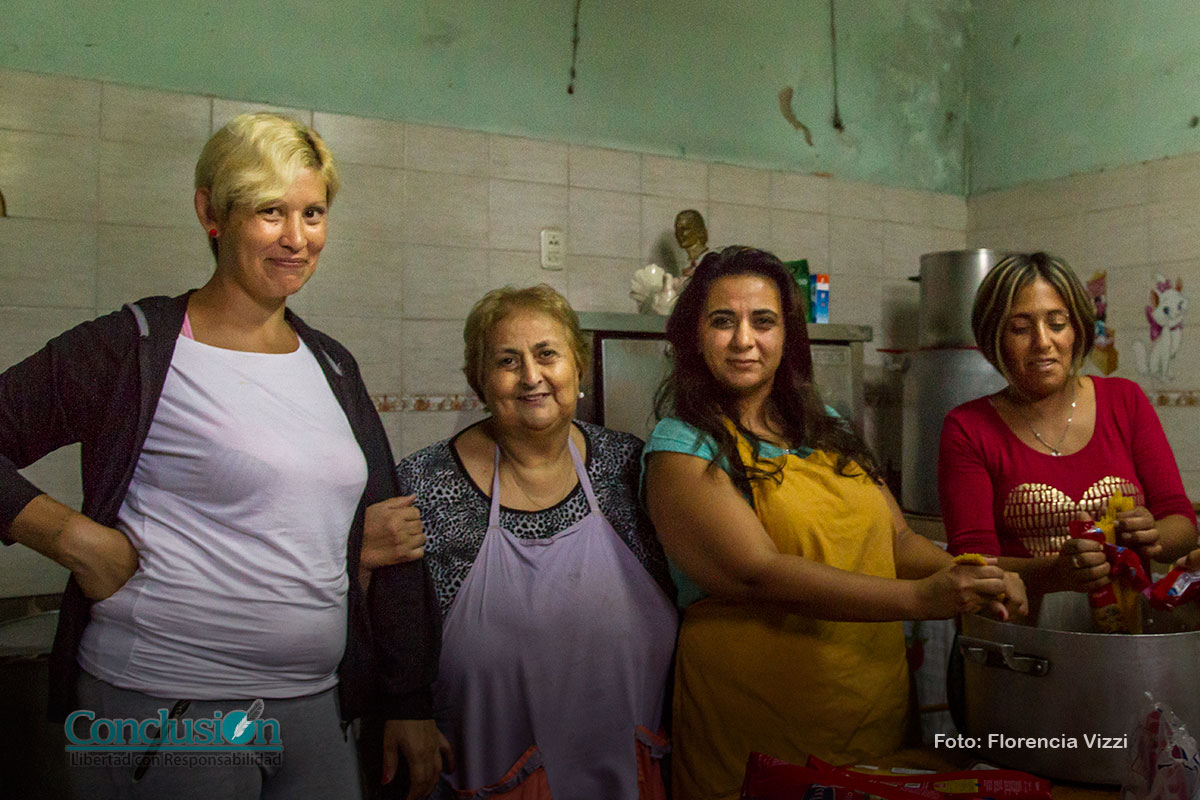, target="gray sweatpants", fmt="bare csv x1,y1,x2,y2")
69,672,361,800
